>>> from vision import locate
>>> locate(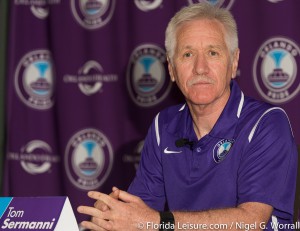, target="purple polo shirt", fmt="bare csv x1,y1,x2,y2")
128,80,297,230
